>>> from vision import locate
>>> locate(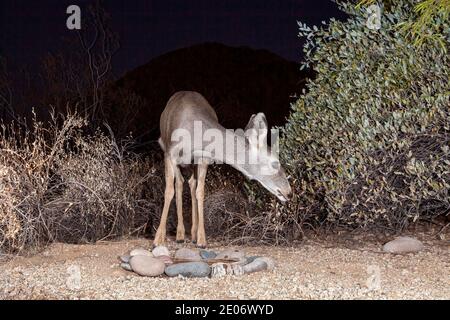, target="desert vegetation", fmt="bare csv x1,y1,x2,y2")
0,111,166,253
0,0,448,253
278,0,449,236
203,0,450,242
